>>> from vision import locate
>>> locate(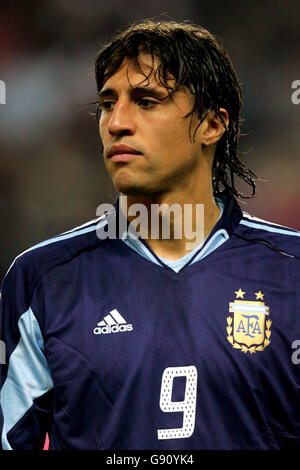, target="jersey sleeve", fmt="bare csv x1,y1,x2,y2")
0,259,53,450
